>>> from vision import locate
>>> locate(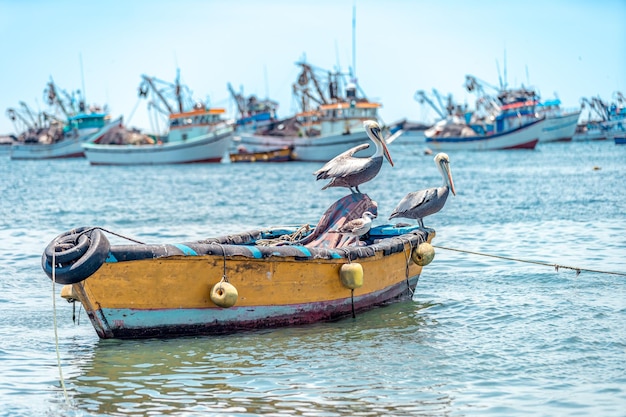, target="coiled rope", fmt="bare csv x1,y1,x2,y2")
433,245,626,277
